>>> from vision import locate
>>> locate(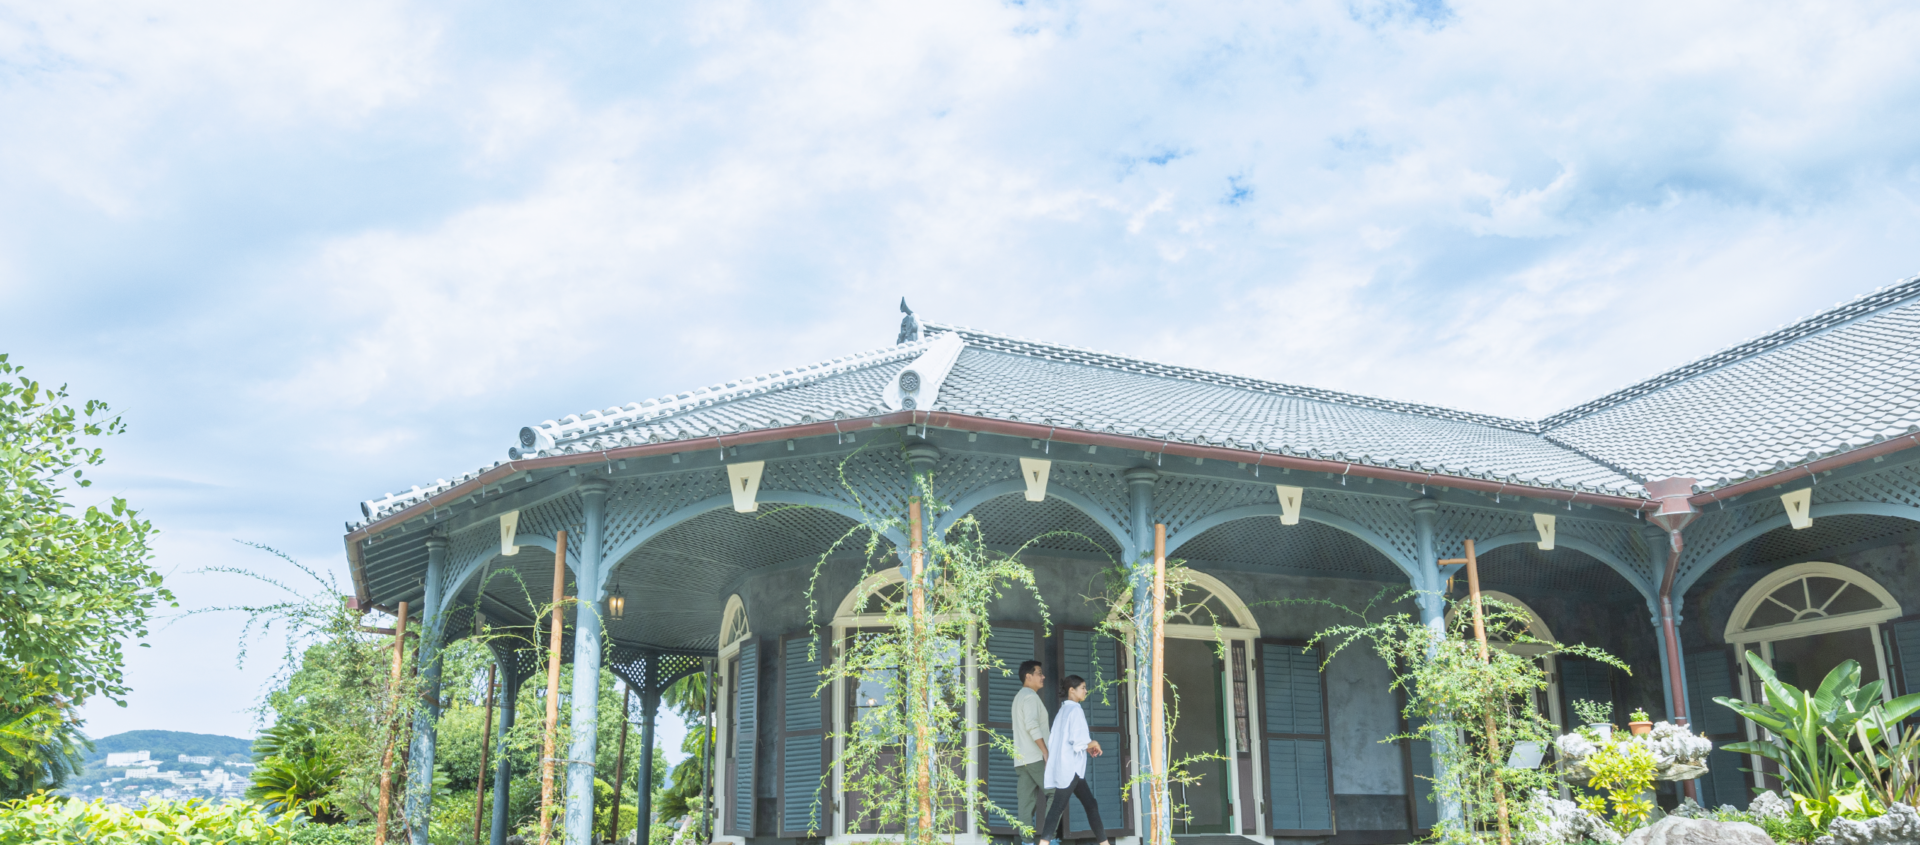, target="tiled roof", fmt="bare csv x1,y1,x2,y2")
929,339,1636,493
1542,278,1920,488
354,275,1920,524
